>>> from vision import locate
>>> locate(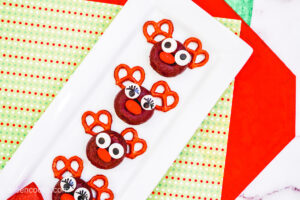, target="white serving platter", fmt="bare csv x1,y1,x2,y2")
0,0,253,199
